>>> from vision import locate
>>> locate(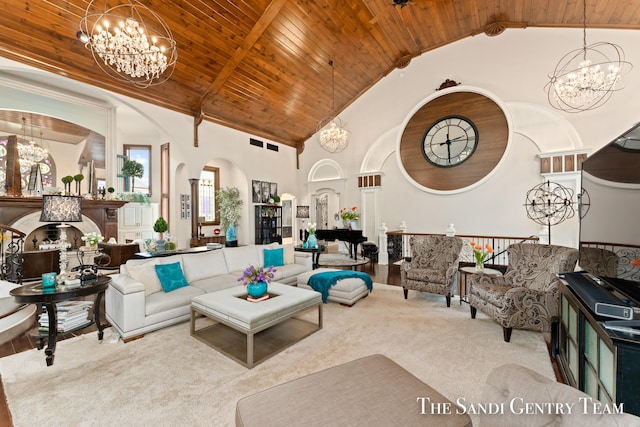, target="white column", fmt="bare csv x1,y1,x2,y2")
399,221,410,259
378,222,389,265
